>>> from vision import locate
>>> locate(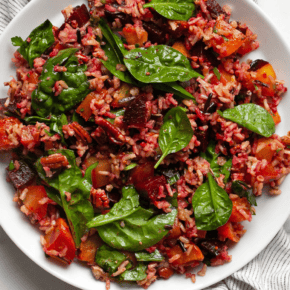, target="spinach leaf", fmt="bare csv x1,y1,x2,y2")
11,20,55,68
95,244,129,275
45,186,62,206
87,185,139,228
35,149,95,247
119,263,147,281
155,106,193,168
152,82,196,102
124,45,202,83
24,114,68,144
143,0,195,21
231,180,257,206
192,173,233,231
201,141,232,183
106,108,125,124
87,185,177,251
218,103,275,137
31,48,90,118
98,19,136,84
135,249,164,262
167,191,178,207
